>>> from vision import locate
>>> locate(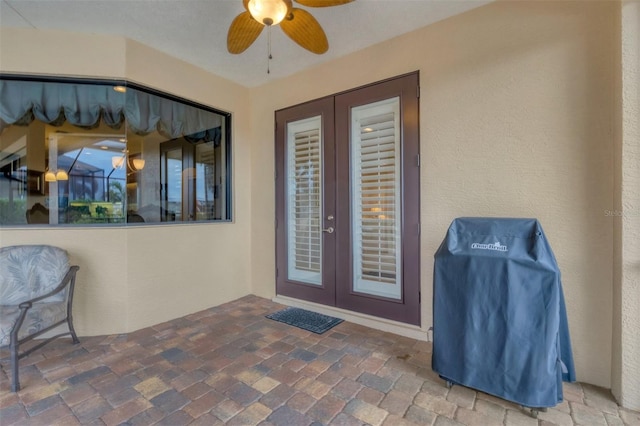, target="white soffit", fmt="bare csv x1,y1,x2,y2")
0,0,491,88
